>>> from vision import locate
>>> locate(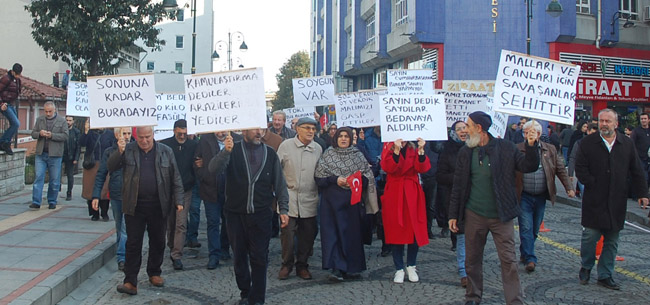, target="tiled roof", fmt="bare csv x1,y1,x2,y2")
0,68,67,101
